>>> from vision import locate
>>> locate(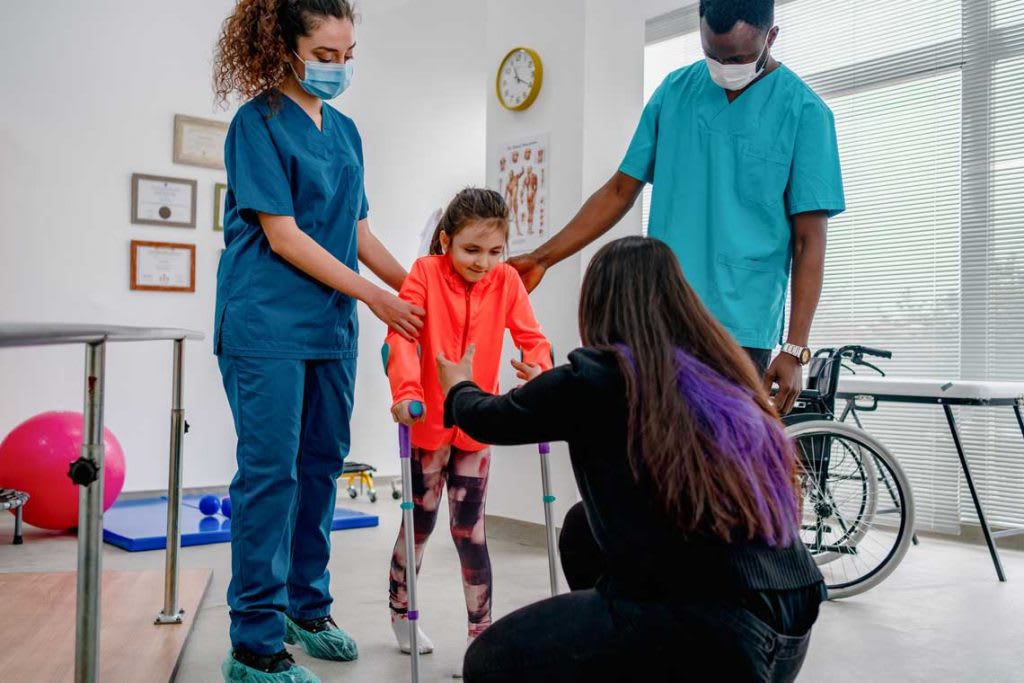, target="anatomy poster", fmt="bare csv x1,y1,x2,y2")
495,133,549,257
